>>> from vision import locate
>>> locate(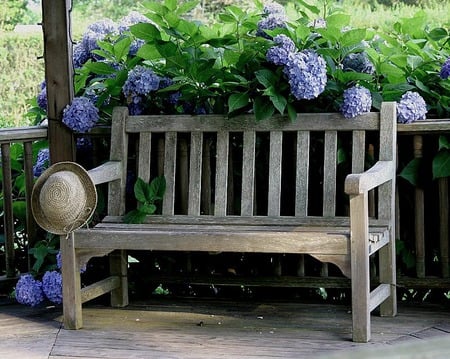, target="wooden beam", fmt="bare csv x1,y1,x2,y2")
42,0,75,163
